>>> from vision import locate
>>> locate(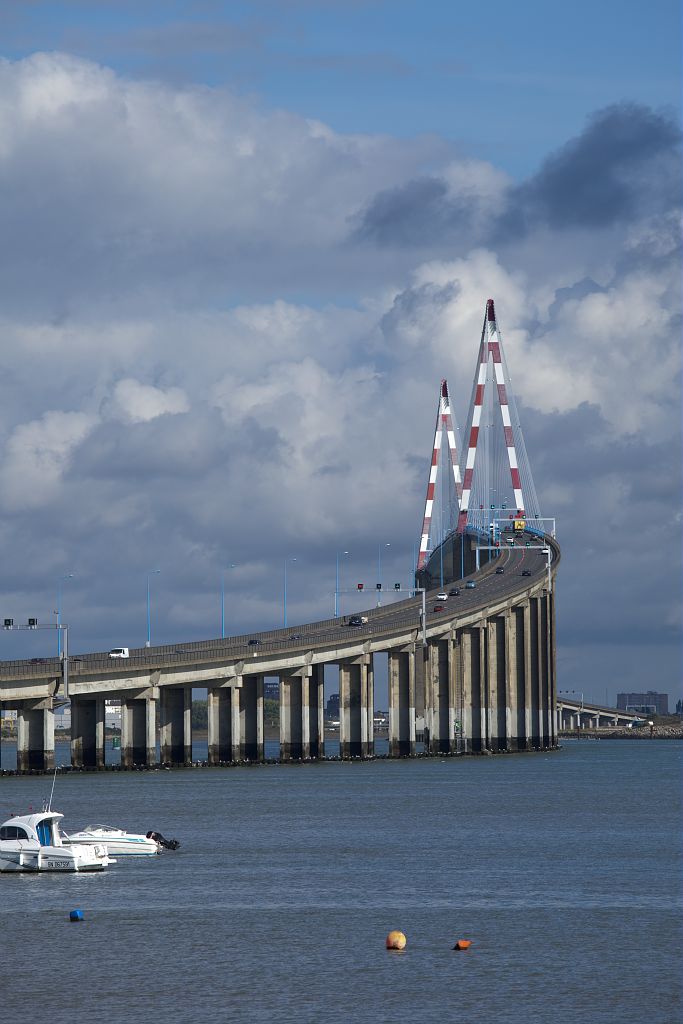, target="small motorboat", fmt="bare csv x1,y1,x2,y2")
63,824,162,857
0,811,113,872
